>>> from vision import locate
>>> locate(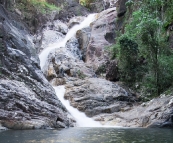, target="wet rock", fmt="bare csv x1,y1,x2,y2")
43,46,95,81
76,27,92,61
106,60,119,81
68,16,85,28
